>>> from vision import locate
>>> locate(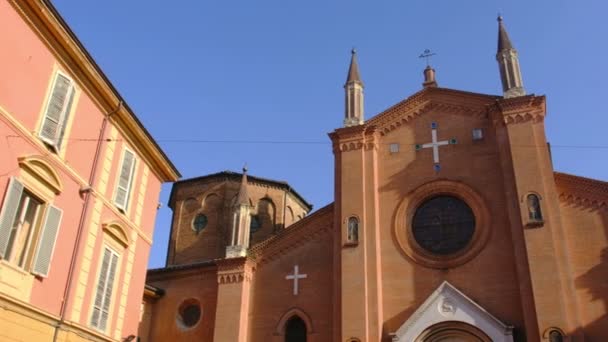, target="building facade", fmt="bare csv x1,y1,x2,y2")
0,1,179,341
139,17,608,342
